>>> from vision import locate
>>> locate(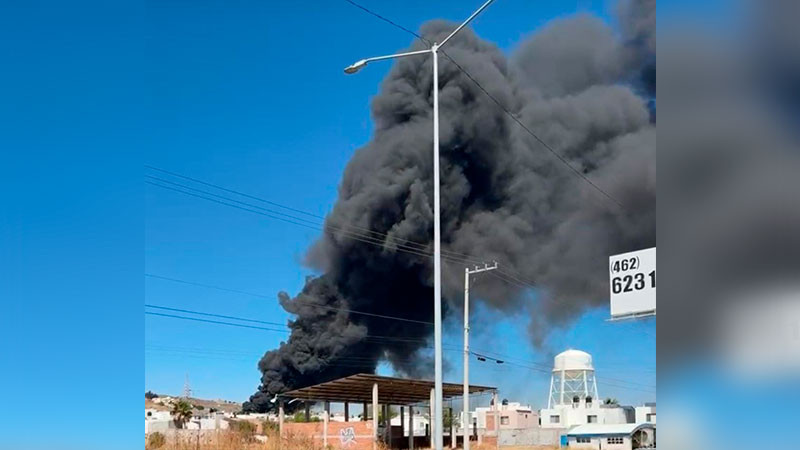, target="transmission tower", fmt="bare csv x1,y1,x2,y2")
183,373,192,399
